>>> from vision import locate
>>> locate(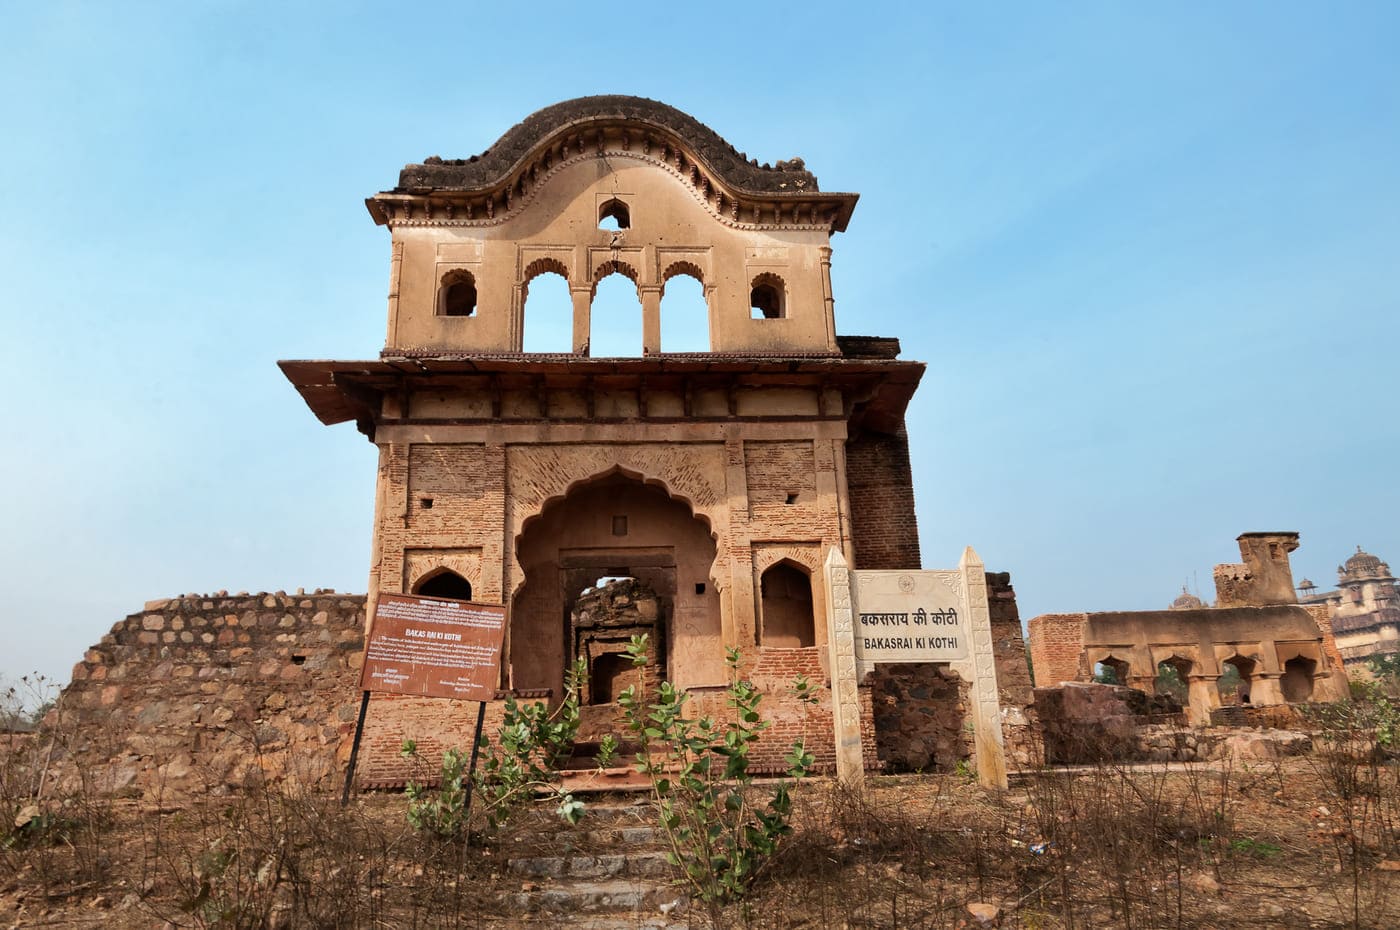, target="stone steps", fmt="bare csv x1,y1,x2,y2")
500,799,687,923
509,849,673,880
504,878,684,913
